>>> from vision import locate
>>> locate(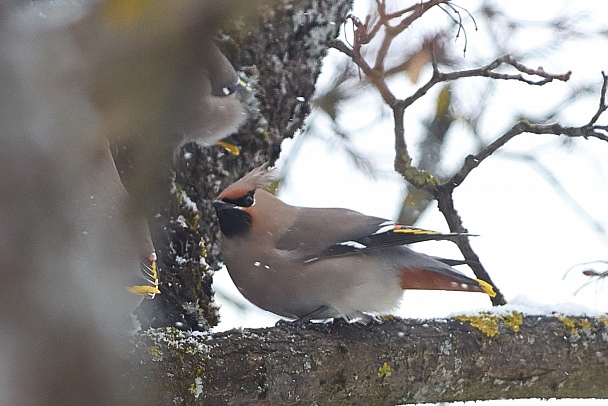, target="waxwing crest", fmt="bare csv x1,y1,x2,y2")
218,162,275,200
